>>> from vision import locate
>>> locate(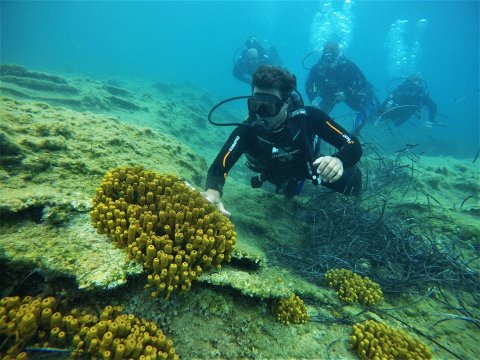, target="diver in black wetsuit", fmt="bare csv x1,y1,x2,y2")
379,73,437,126
233,36,282,84
205,65,363,217
305,41,378,136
